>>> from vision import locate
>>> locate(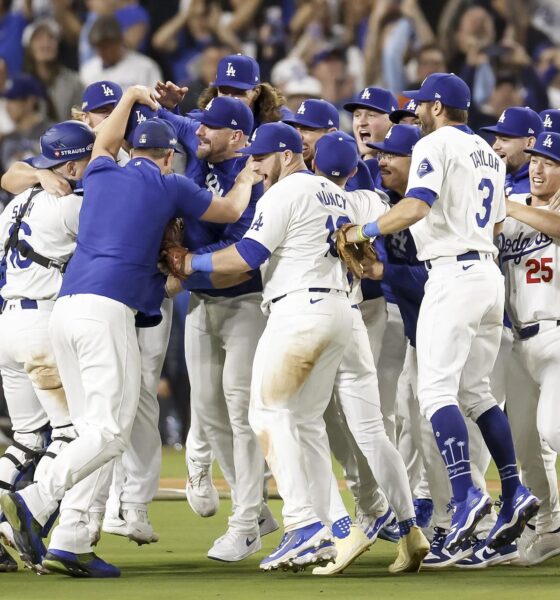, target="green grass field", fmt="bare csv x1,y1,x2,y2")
1,447,559,600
